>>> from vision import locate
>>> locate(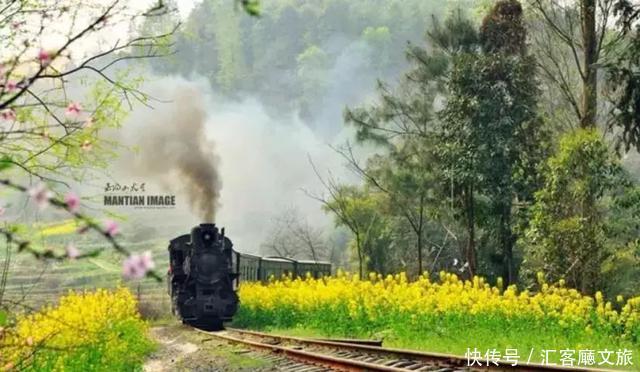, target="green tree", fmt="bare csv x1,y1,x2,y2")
523,129,623,293
440,0,546,283
335,141,440,276
530,0,640,133
0,0,178,294
605,2,640,150
314,184,390,278
296,45,330,115
600,186,640,297
342,13,463,275
362,26,392,72
145,0,467,120
212,0,249,92
341,10,482,278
